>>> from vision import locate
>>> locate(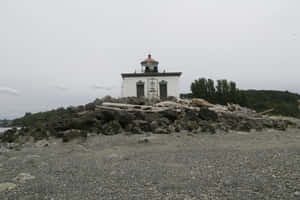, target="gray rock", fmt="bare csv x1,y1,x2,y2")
35,139,49,148
186,121,199,131
138,137,149,144
154,128,170,134
150,121,159,131
13,173,35,183
102,121,122,135
0,182,17,192
62,129,87,142
294,191,300,196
